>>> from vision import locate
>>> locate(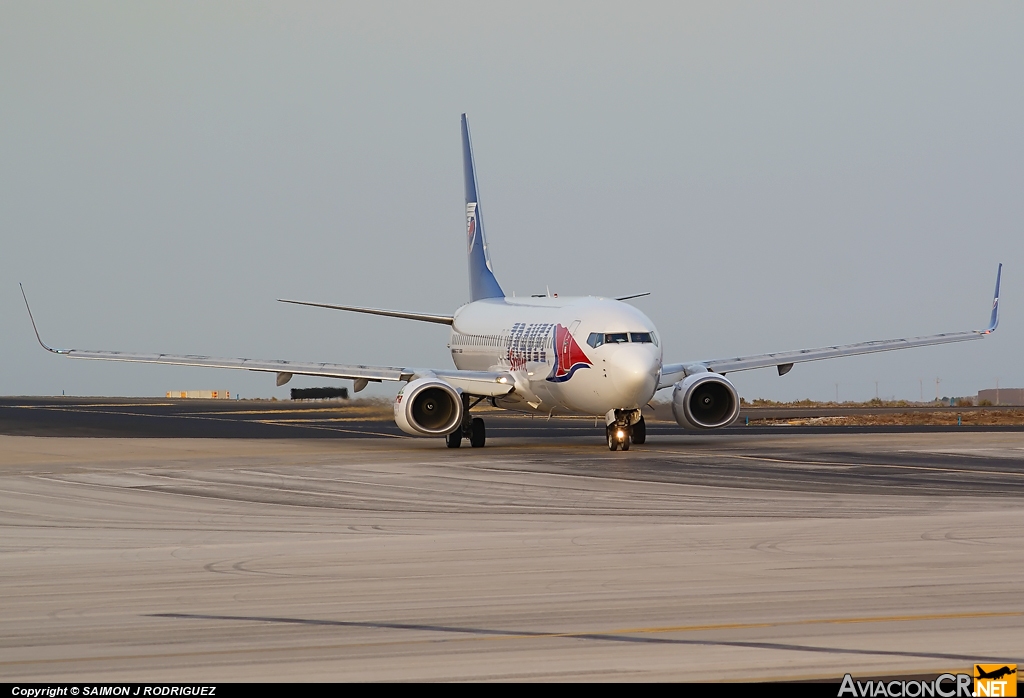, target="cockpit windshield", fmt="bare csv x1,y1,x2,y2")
587,331,658,348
